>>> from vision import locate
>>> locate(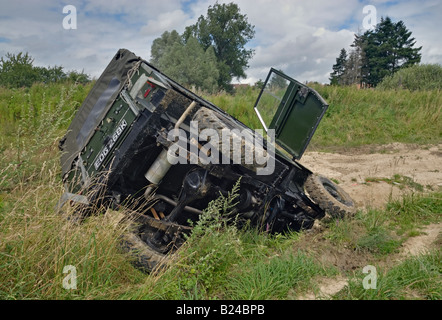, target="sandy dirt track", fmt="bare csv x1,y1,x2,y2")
295,143,441,299
301,143,442,209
